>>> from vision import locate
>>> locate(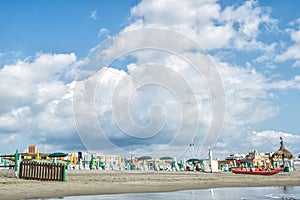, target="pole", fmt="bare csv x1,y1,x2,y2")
15,149,19,178
62,164,66,182
130,155,133,170
209,147,213,173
